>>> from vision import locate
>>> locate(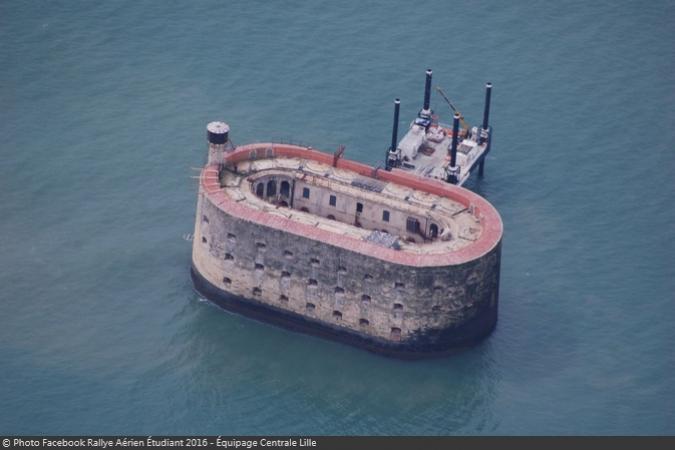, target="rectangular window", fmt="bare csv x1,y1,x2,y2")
302,187,310,199
329,195,337,207
390,327,402,340
406,217,420,233
356,202,363,213
382,210,390,222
